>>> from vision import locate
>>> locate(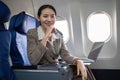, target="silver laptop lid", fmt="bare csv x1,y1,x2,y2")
88,42,104,61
